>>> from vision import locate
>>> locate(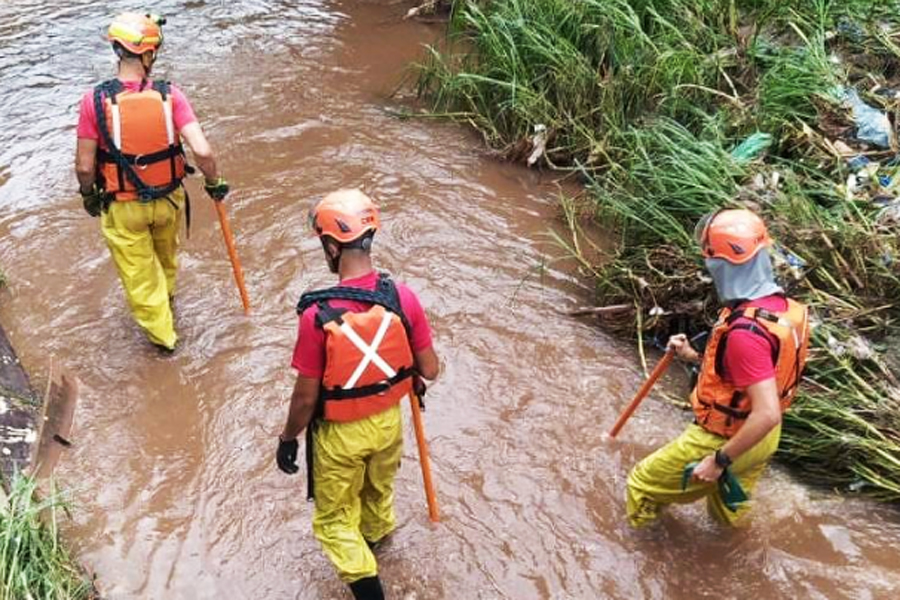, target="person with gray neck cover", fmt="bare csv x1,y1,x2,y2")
625,209,810,527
